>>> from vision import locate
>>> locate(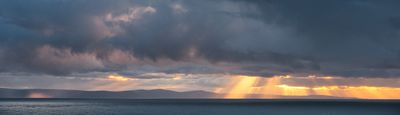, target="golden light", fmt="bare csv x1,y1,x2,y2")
311,86,400,99
172,74,183,80
224,76,260,98
27,92,50,98
220,75,400,99
261,76,282,97
108,75,131,81
277,85,309,96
